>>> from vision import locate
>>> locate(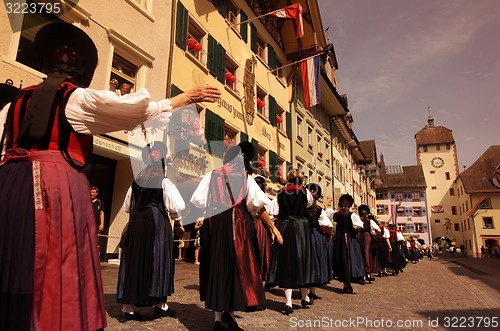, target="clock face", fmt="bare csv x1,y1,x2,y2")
431,157,444,168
